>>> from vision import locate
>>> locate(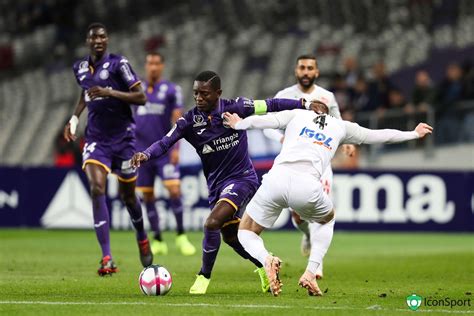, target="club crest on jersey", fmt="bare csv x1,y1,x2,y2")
193,115,207,127
78,61,89,74
299,126,333,150
99,69,109,80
